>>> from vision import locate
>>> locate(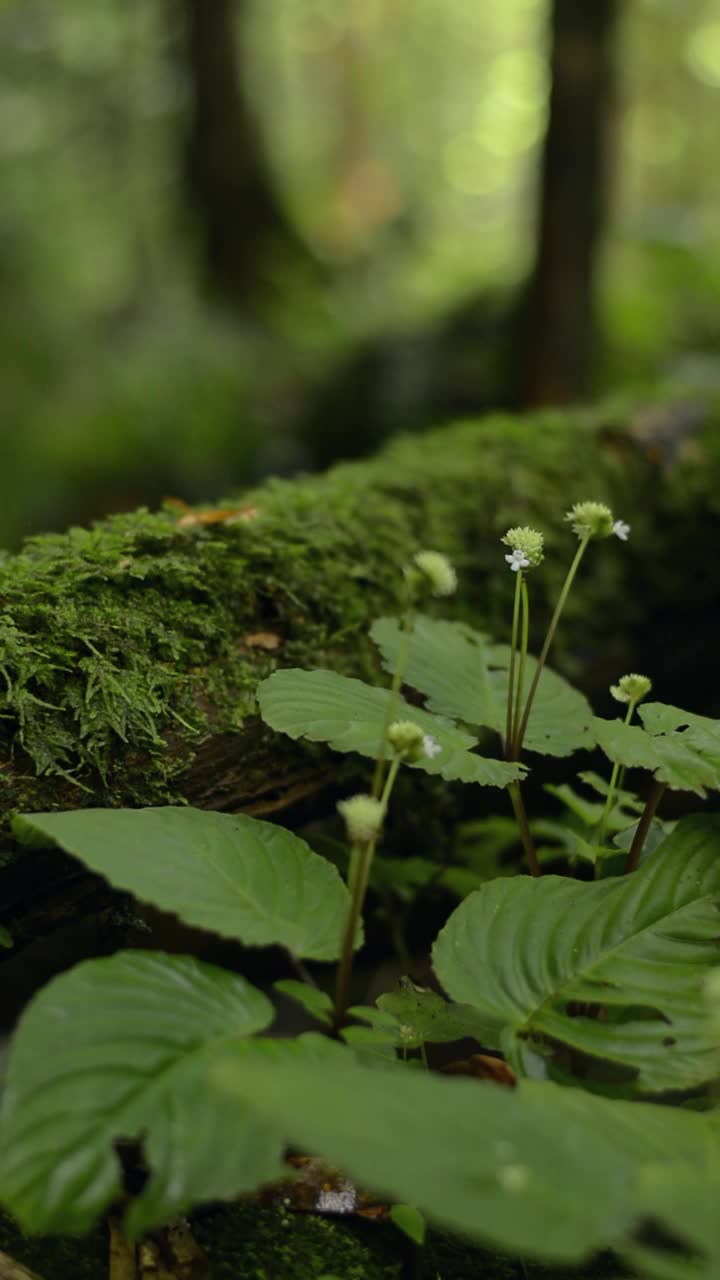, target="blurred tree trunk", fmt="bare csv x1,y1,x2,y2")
180,0,312,304
518,0,619,405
